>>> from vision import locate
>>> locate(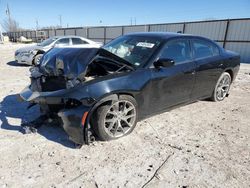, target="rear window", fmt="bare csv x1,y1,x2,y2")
193,39,220,59
72,38,88,45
